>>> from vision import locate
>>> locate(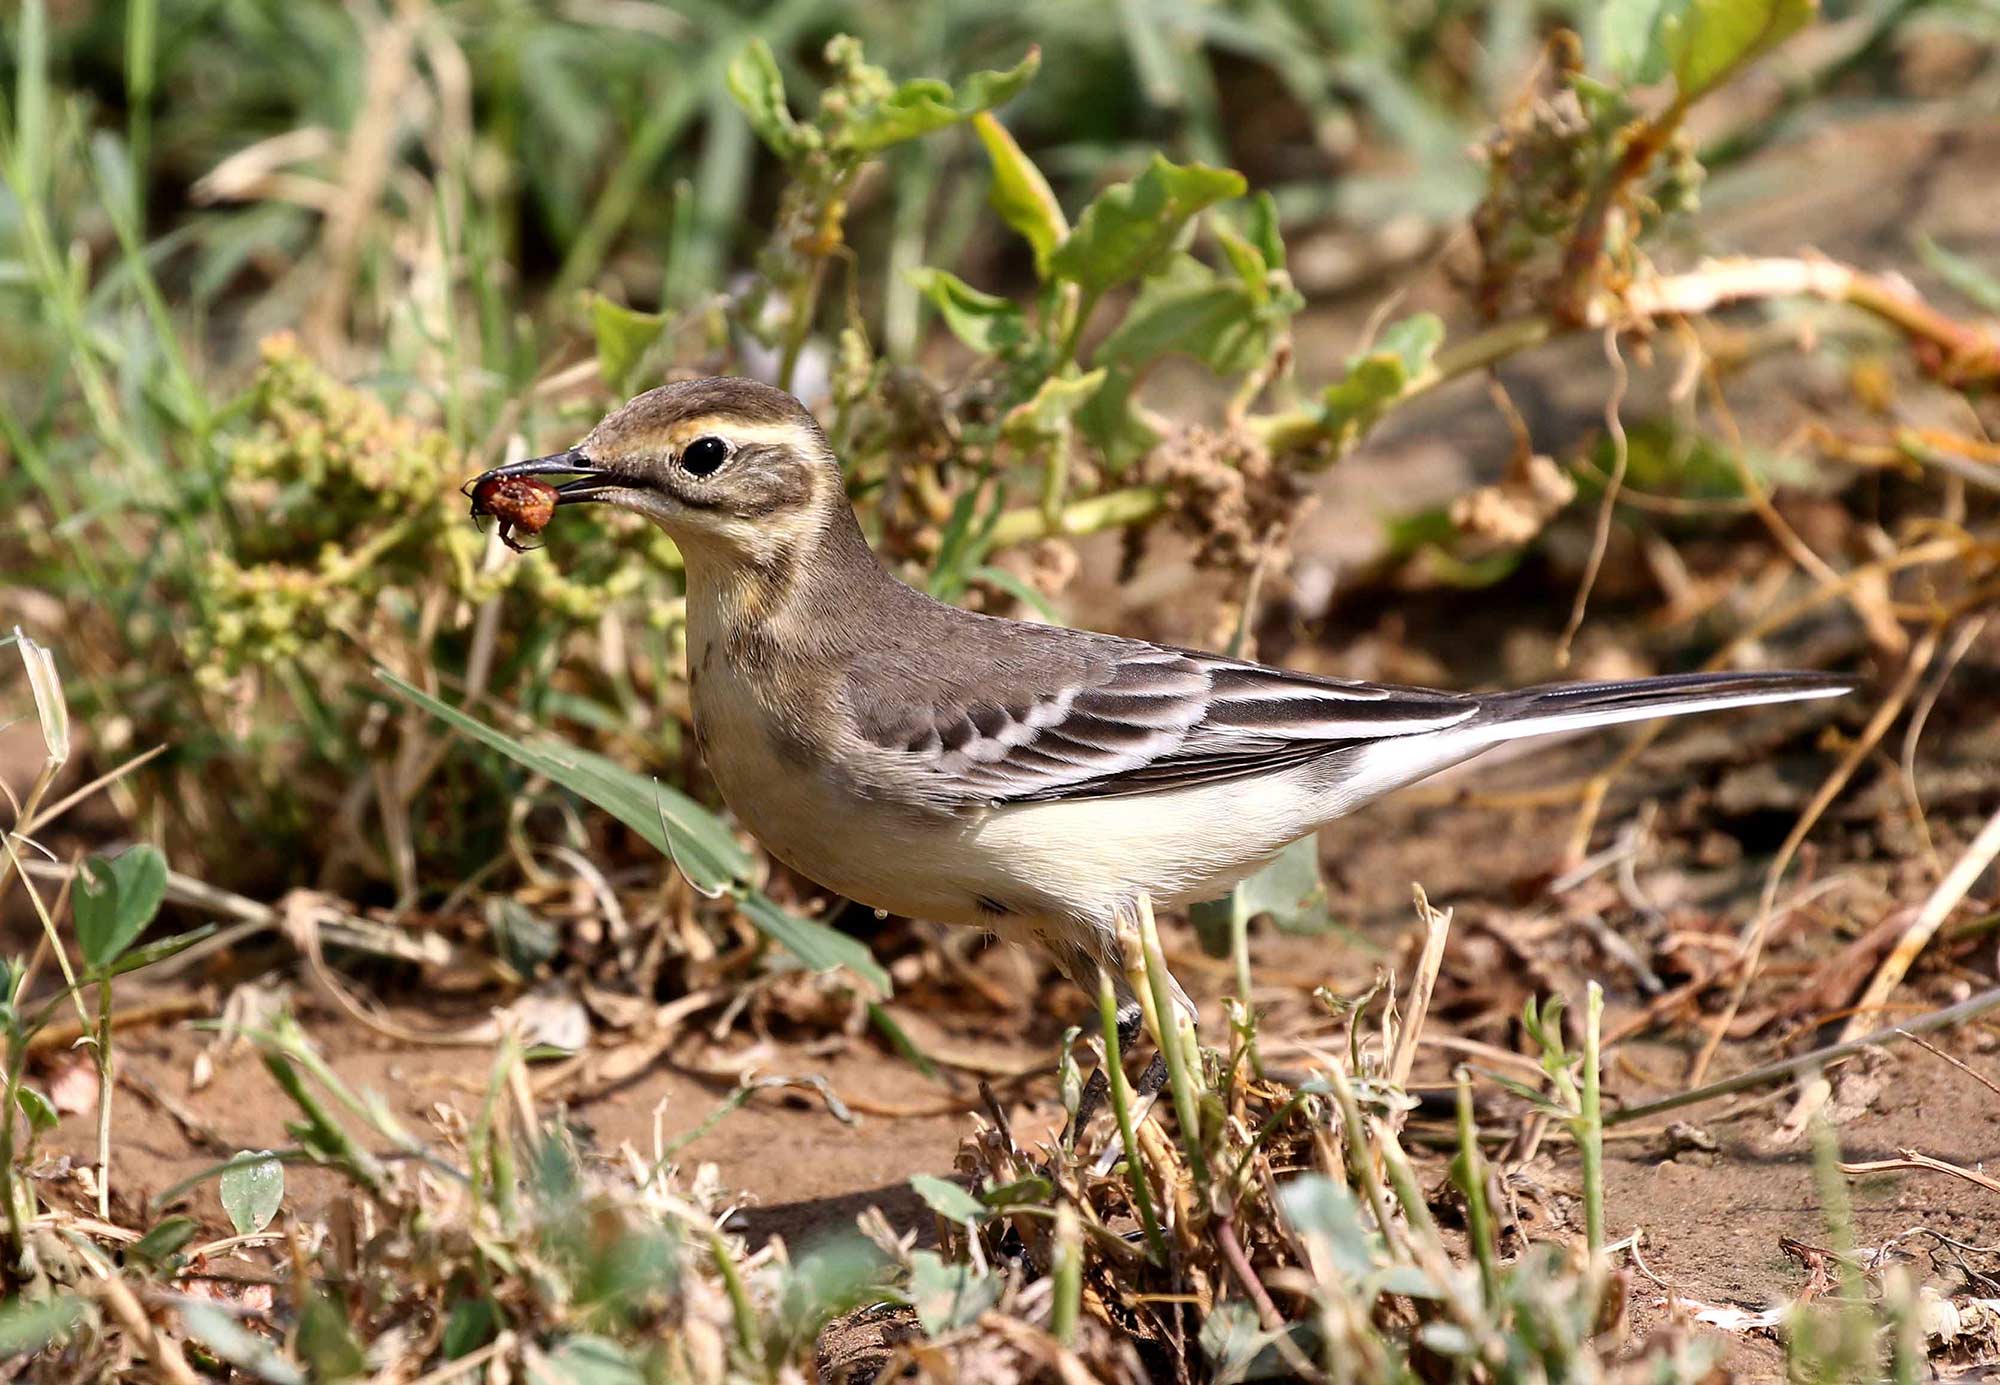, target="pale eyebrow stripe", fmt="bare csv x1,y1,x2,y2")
666,419,822,450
